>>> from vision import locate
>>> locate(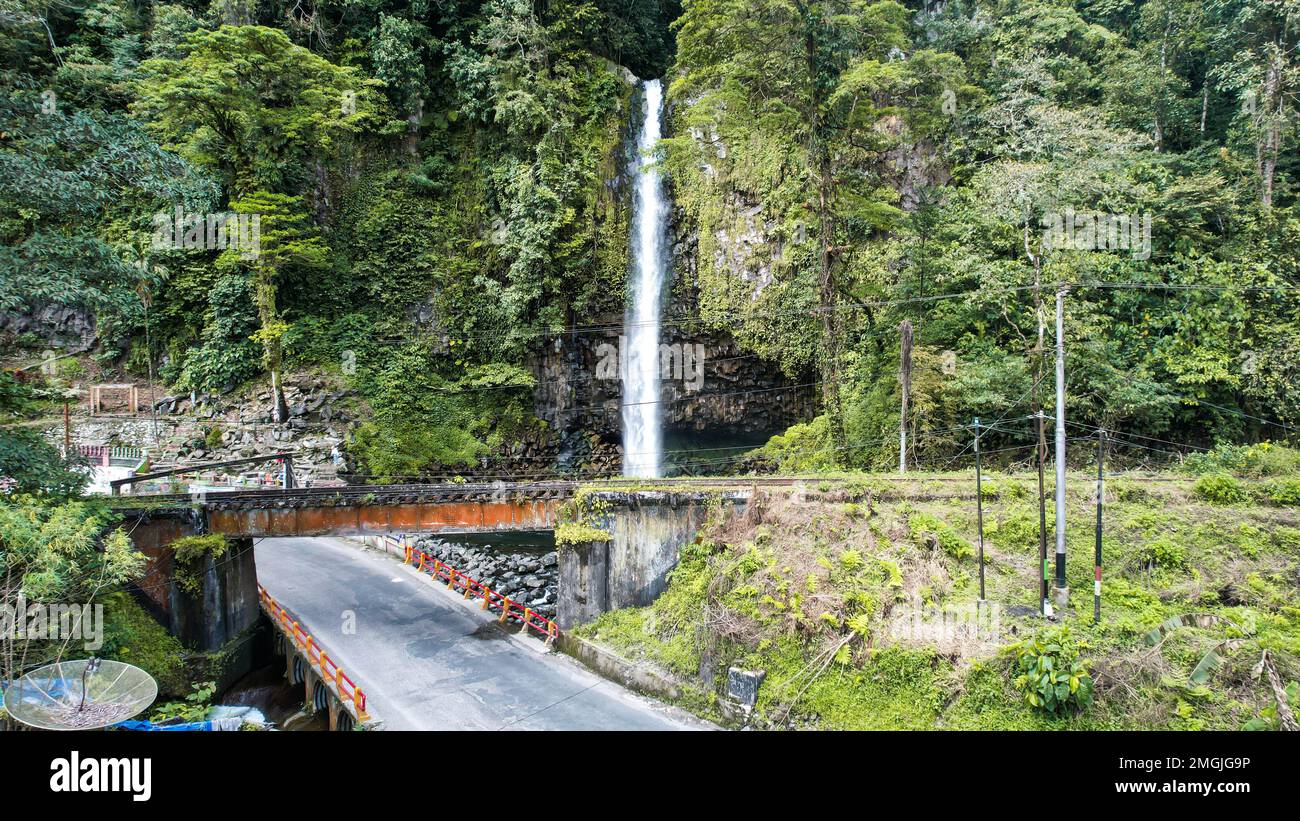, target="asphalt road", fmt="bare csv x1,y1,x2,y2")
254,536,711,731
